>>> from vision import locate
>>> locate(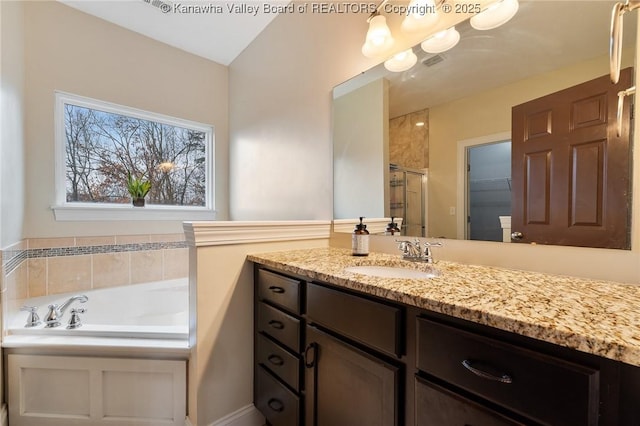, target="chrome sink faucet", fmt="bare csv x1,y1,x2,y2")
396,239,443,263
44,294,88,328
